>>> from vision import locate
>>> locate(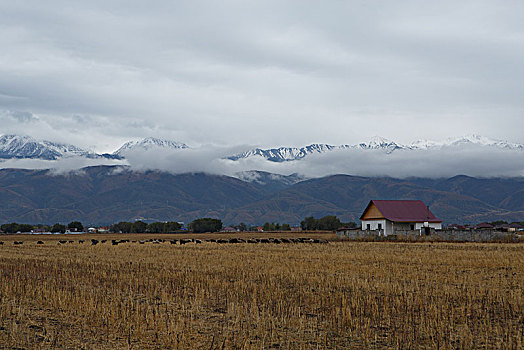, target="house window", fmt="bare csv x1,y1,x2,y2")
378,223,382,230
366,224,371,230
410,224,415,230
